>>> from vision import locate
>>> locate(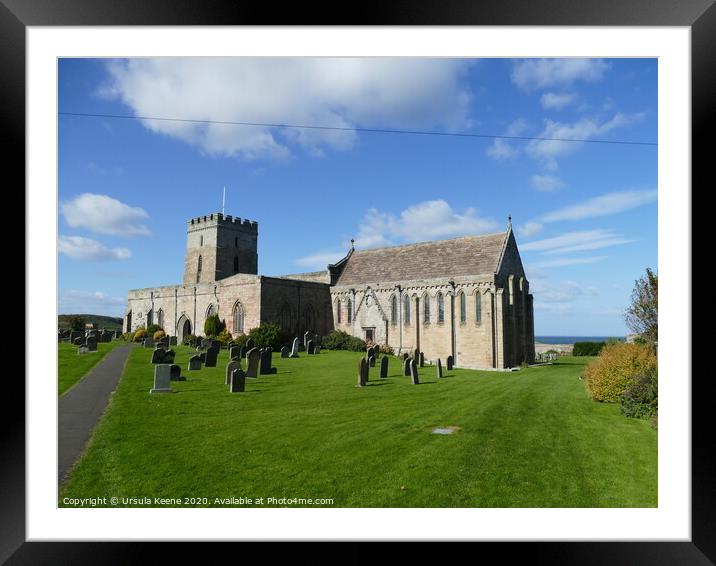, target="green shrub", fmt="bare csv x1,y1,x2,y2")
346,336,367,352
204,315,225,337
133,328,147,342
583,343,657,403
217,328,233,345
153,329,166,341
323,330,367,352
147,324,162,336
68,315,86,331
123,331,135,342
573,341,606,356
379,344,394,356
620,367,658,420
233,333,249,347
248,322,282,351
182,334,197,346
